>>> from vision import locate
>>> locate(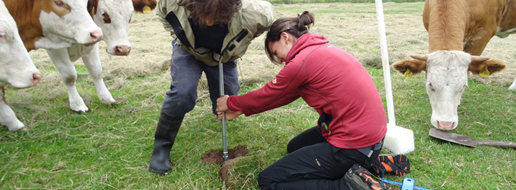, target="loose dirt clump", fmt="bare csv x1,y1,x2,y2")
201,145,249,185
